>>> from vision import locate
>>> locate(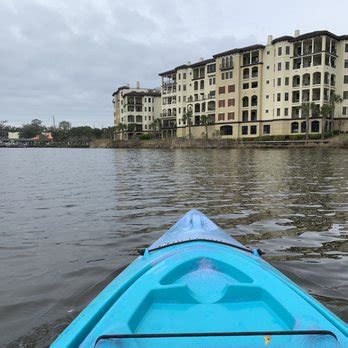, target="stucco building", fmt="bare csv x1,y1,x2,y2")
159,30,348,139
112,82,161,139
